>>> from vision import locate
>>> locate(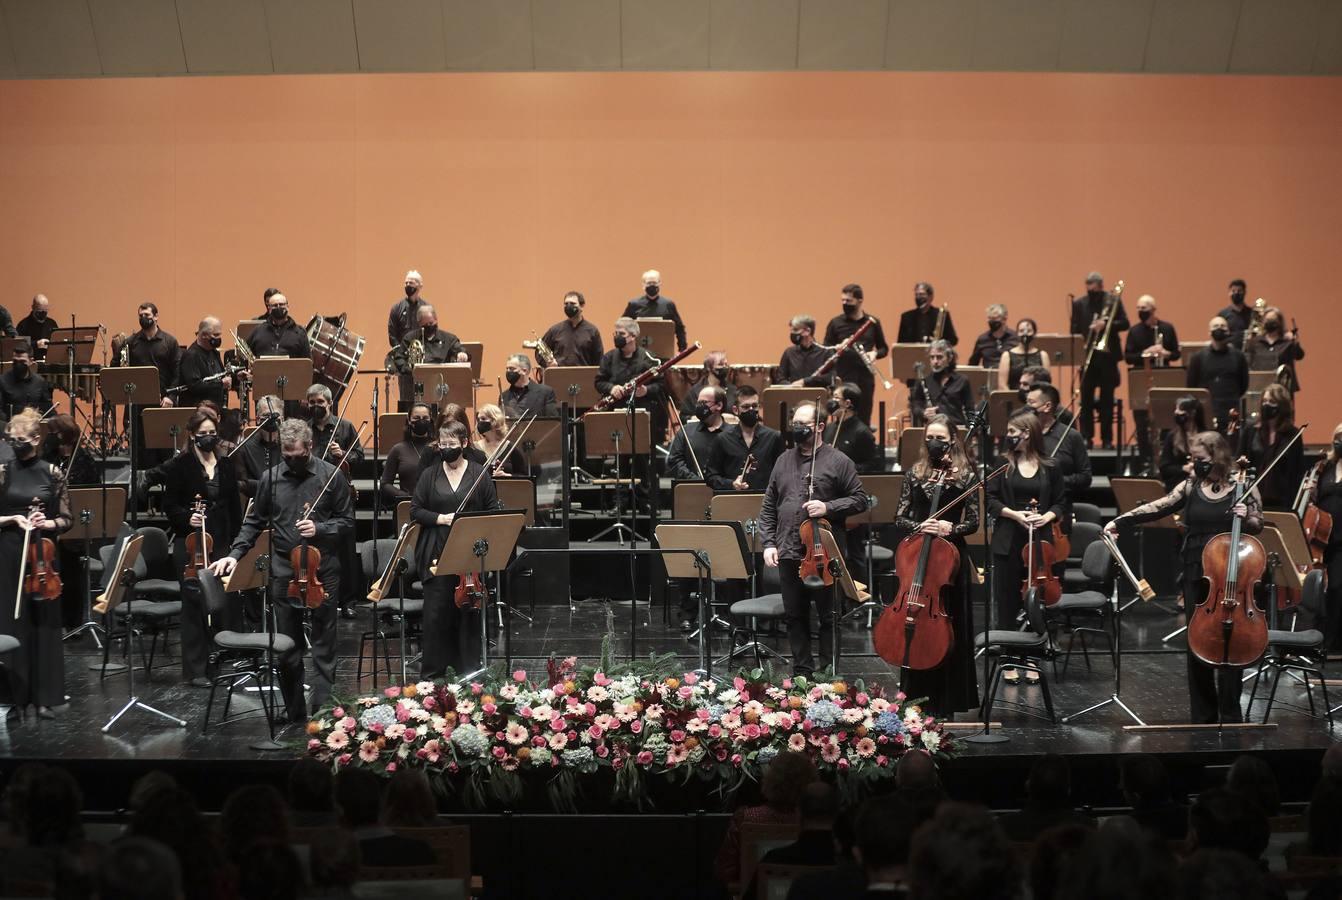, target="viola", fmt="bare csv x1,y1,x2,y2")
874,467,959,670
453,571,489,609
798,517,835,588
21,500,61,601
1296,460,1333,567
287,502,327,610
1050,521,1071,564
1188,459,1268,668
183,494,212,580
1022,499,1061,606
